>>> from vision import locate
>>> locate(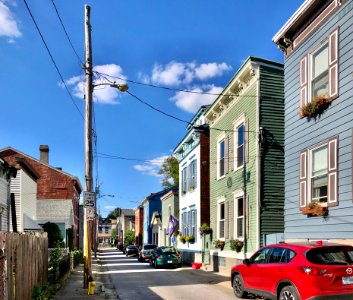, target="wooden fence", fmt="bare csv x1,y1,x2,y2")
0,231,48,300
